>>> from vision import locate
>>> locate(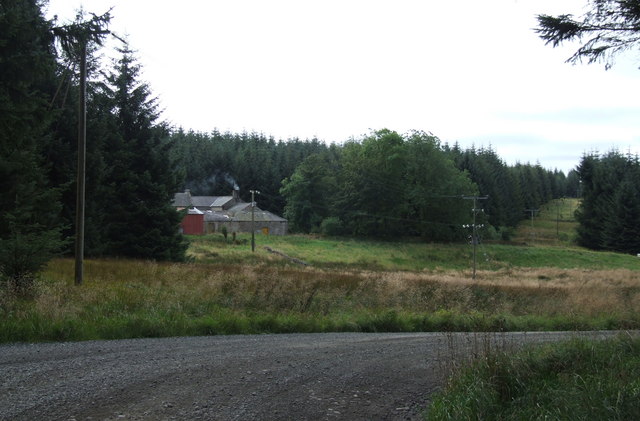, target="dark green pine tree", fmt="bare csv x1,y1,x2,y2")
0,0,65,291
98,43,187,261
575,151,628,250
565,169,581,198
46,37,113,257
575,154,603,249
602,168,640,253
